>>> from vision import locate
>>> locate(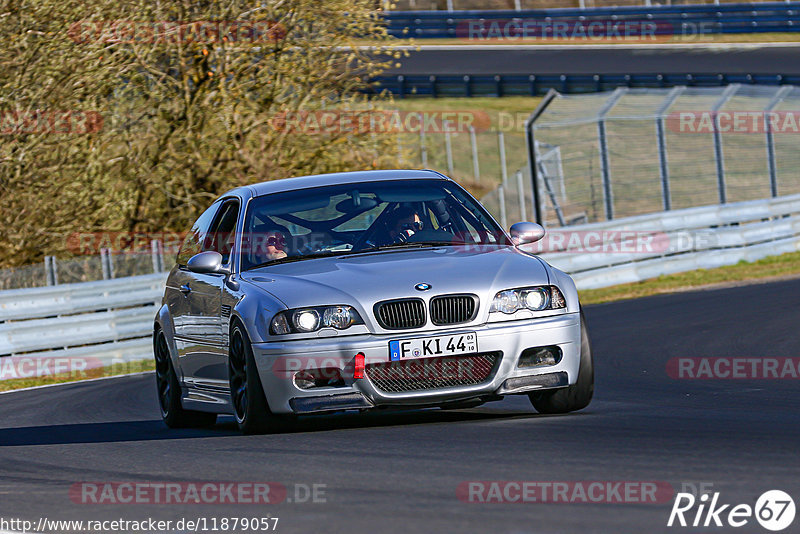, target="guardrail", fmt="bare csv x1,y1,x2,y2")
0,273,166,378
2,194,799,378
385,2,800,38
371,73,800,97
532,193,800,288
